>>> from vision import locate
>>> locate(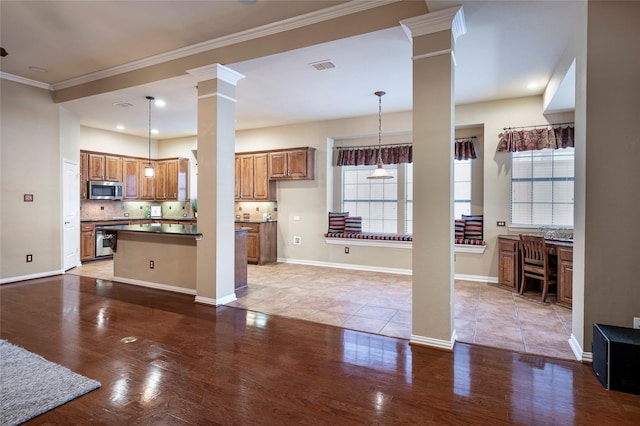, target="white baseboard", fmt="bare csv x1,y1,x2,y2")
279,258,498,284
112,276,196,296
454,273,498,283
569,333,591,362
195,293,236,306
410,329,457,351
1,269,64,285
278,257,412,275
